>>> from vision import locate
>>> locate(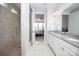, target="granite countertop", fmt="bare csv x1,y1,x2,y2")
48,31,79,48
